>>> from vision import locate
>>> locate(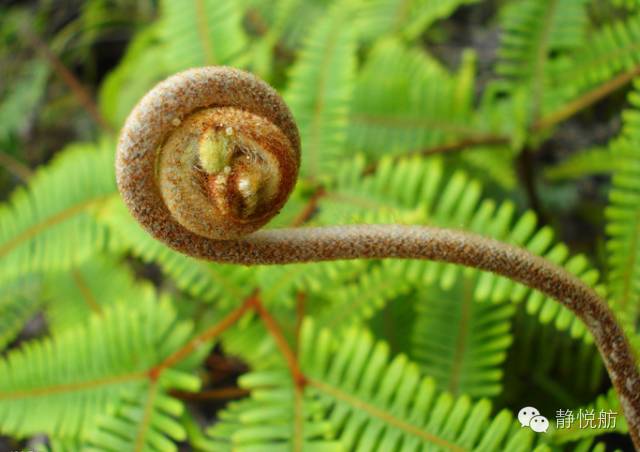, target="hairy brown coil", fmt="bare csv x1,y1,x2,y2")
116,66,300,243
116,66,640,450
